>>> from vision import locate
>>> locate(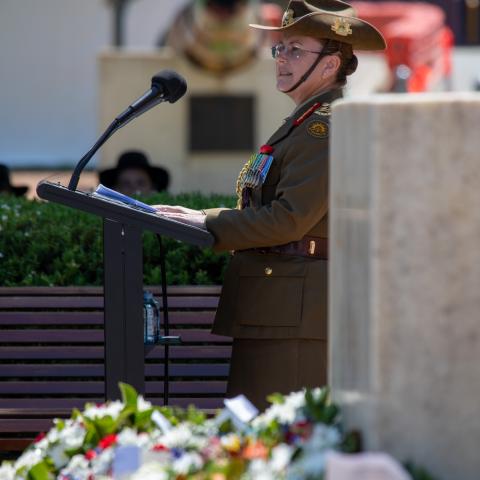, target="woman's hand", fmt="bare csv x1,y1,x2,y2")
153,205,207,230
153,205,201,215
